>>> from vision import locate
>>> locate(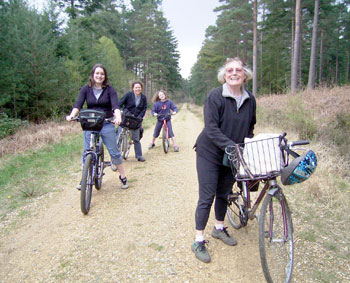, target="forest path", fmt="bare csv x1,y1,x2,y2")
0,105,264,282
